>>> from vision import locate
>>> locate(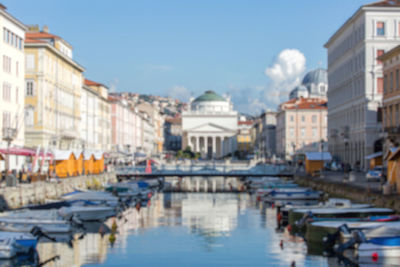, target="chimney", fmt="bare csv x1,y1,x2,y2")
0,4,7,11
27,25,40,32
42,25,49,33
